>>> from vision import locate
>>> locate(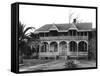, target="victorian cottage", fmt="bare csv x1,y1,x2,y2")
34,19,92,59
